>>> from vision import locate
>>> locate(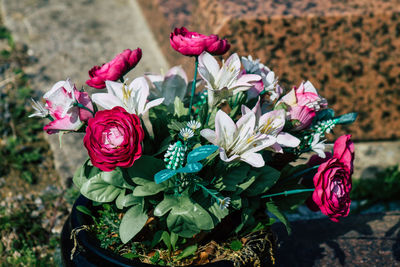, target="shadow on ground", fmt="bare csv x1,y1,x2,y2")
273,212,400,266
